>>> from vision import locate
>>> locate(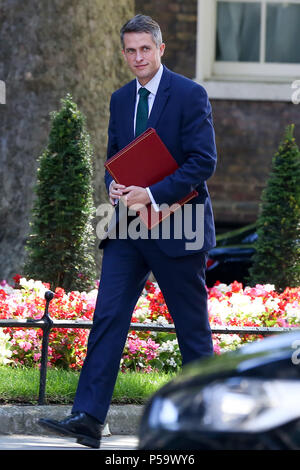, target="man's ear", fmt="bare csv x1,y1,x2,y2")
159,43,166,57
